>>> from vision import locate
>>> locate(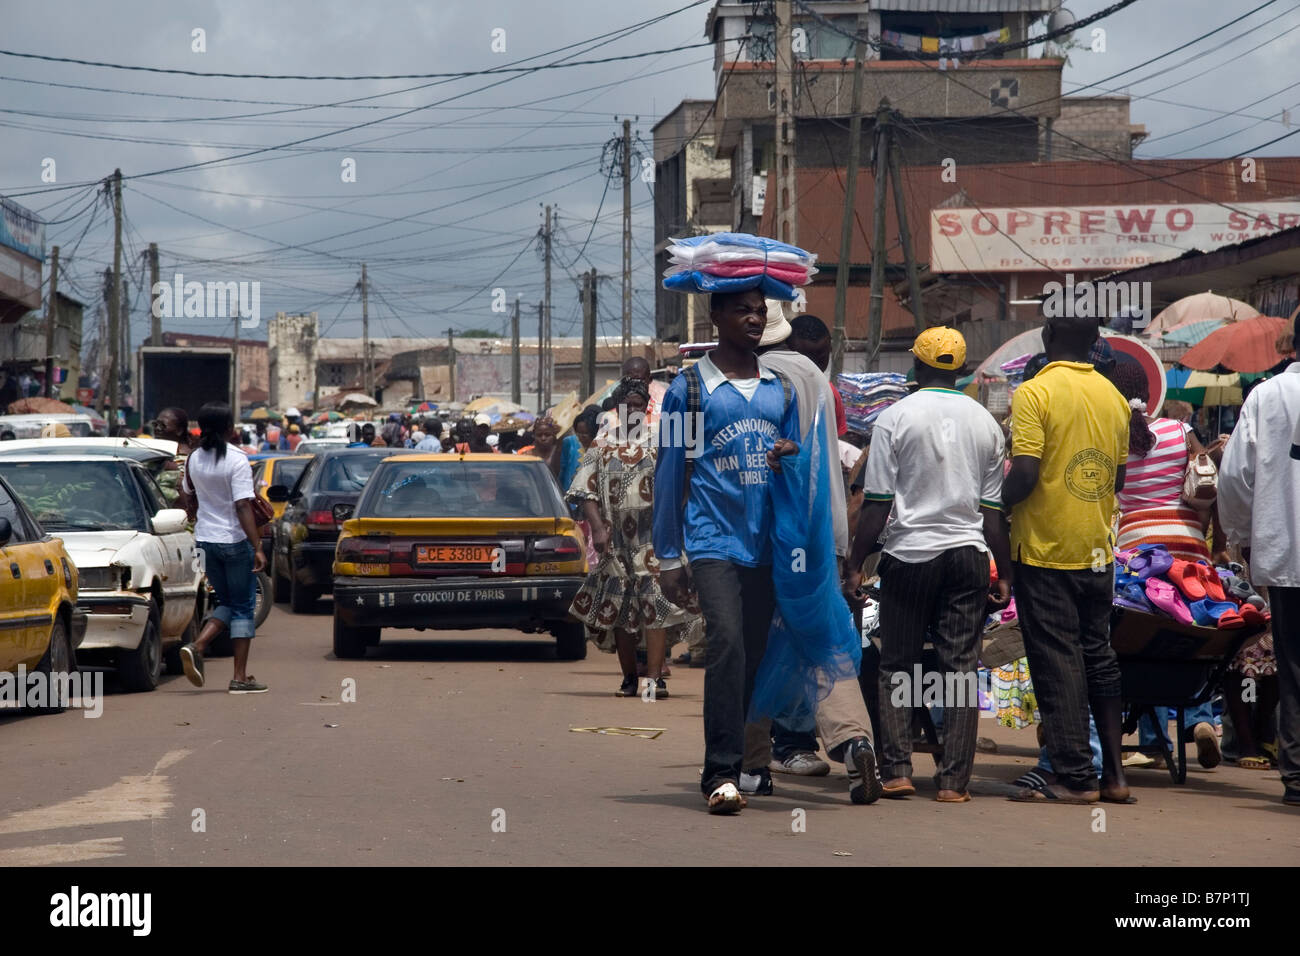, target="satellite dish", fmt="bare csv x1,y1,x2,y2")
1047,7,1077,39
